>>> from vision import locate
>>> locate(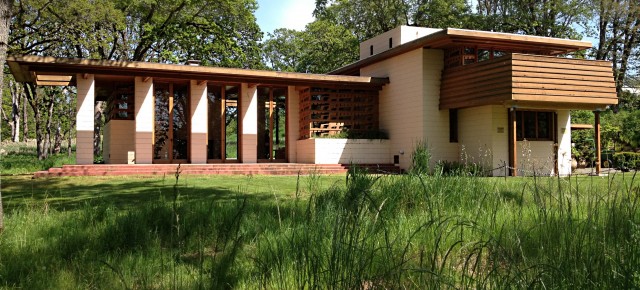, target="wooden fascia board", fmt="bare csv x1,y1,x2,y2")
9,55,387,89
445,28,592,51
331,28,592,75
